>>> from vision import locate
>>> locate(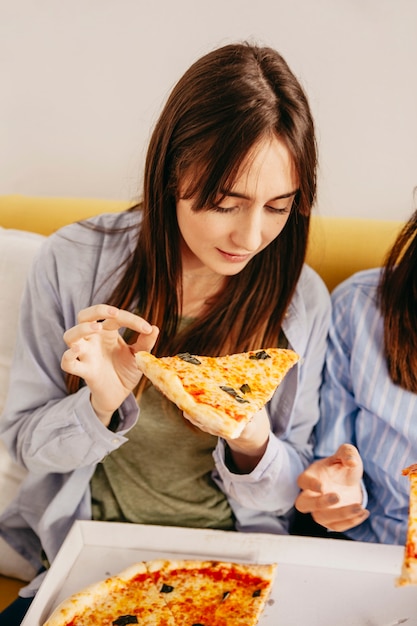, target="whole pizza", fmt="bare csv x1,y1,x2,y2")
43,558,277,625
